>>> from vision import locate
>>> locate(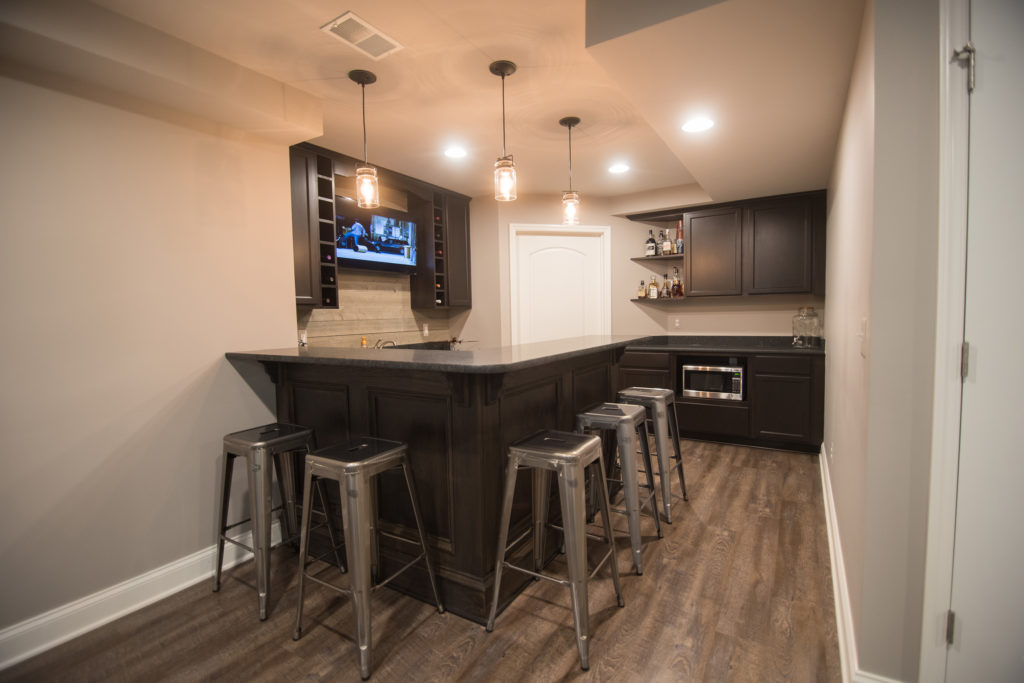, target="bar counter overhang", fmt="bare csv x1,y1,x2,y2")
226,335,644,623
